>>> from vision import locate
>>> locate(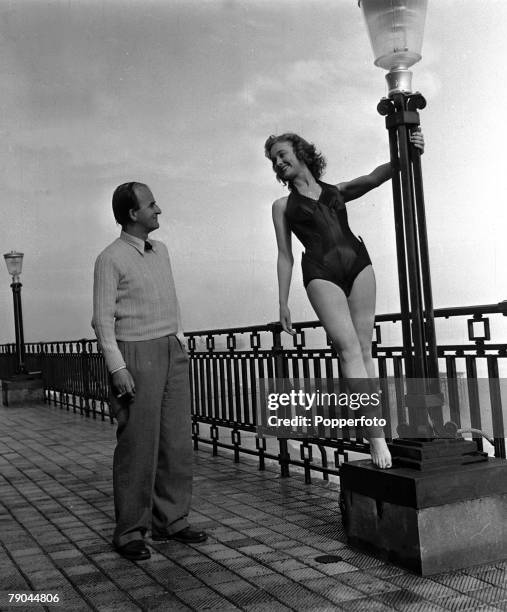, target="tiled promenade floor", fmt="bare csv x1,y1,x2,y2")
1,403,506,612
